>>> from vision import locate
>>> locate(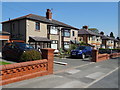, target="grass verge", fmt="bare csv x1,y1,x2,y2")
0,61,11,65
